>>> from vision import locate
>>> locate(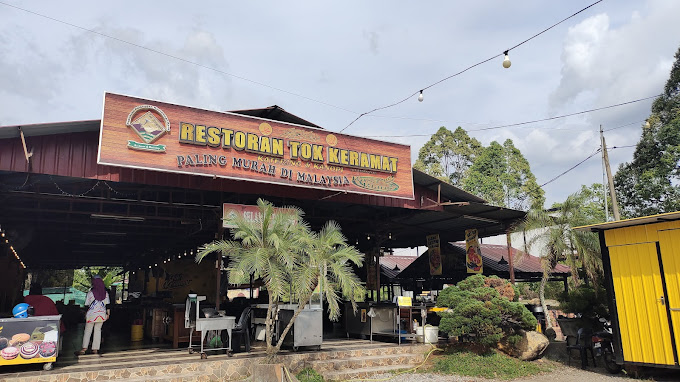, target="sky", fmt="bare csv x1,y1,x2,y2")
1,0,679,207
